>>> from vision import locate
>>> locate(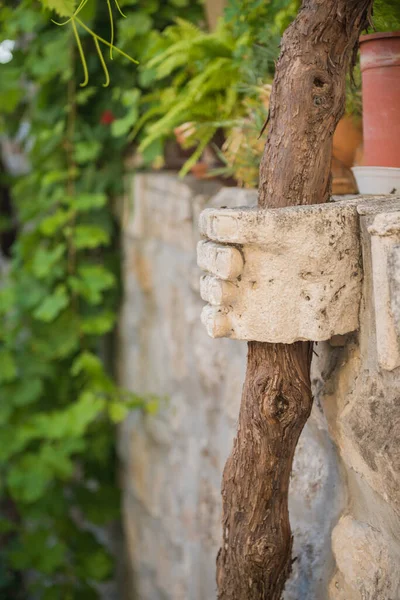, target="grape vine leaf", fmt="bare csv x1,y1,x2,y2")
41,0,77,17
